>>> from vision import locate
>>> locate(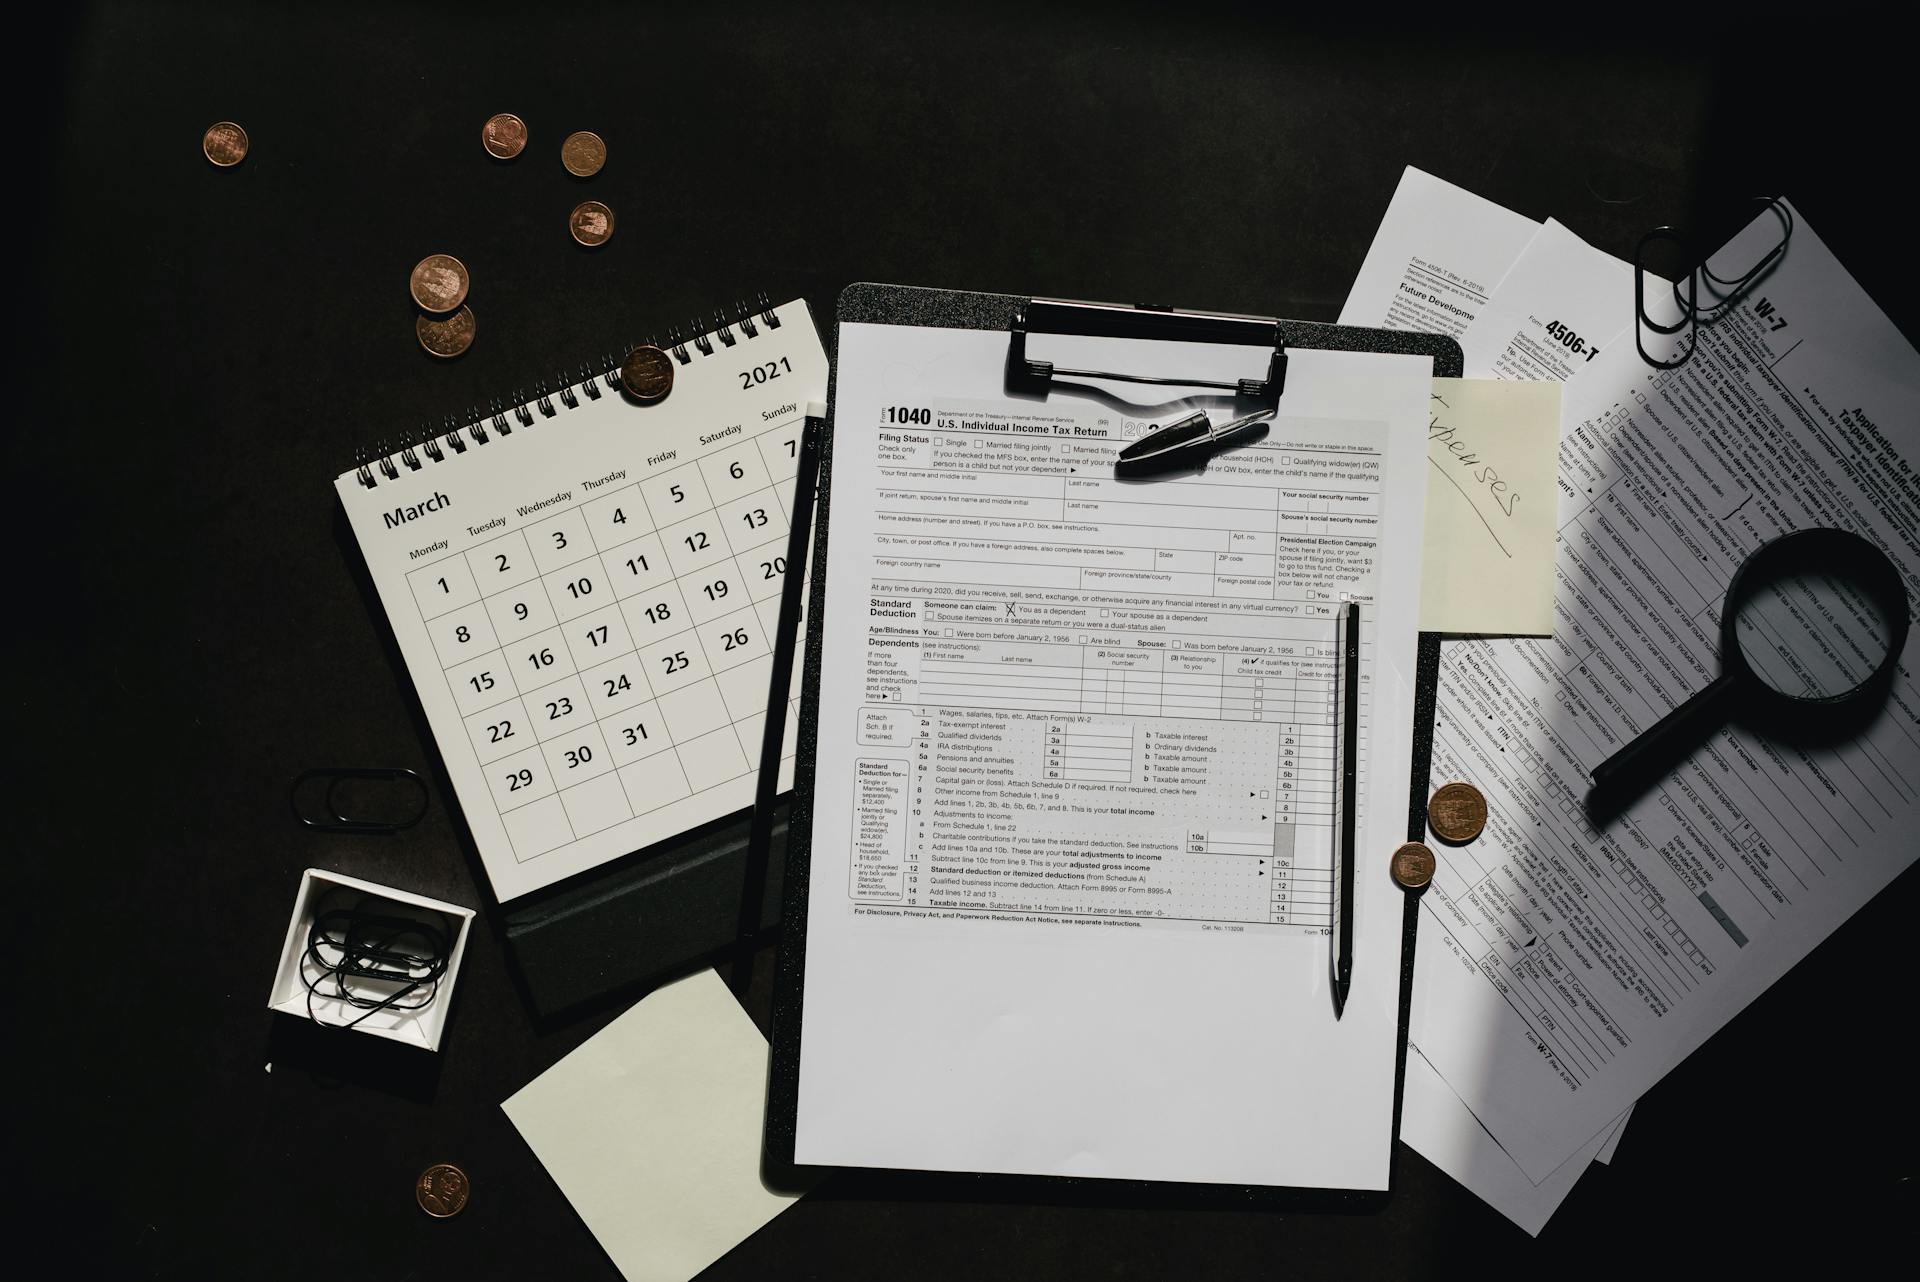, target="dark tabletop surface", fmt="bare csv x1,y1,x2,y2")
17,4,1916,1276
